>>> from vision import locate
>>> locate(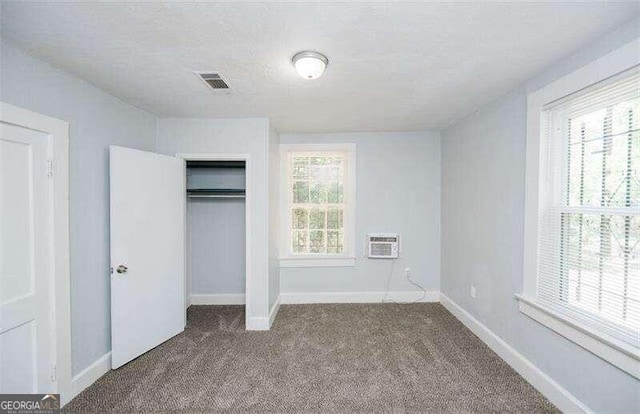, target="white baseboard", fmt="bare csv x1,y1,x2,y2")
280,290,440,304
246,316,269,330
70,352,111,402
439,294,590,414
189,293,245,306
269,296,281,327
246,296,281,330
